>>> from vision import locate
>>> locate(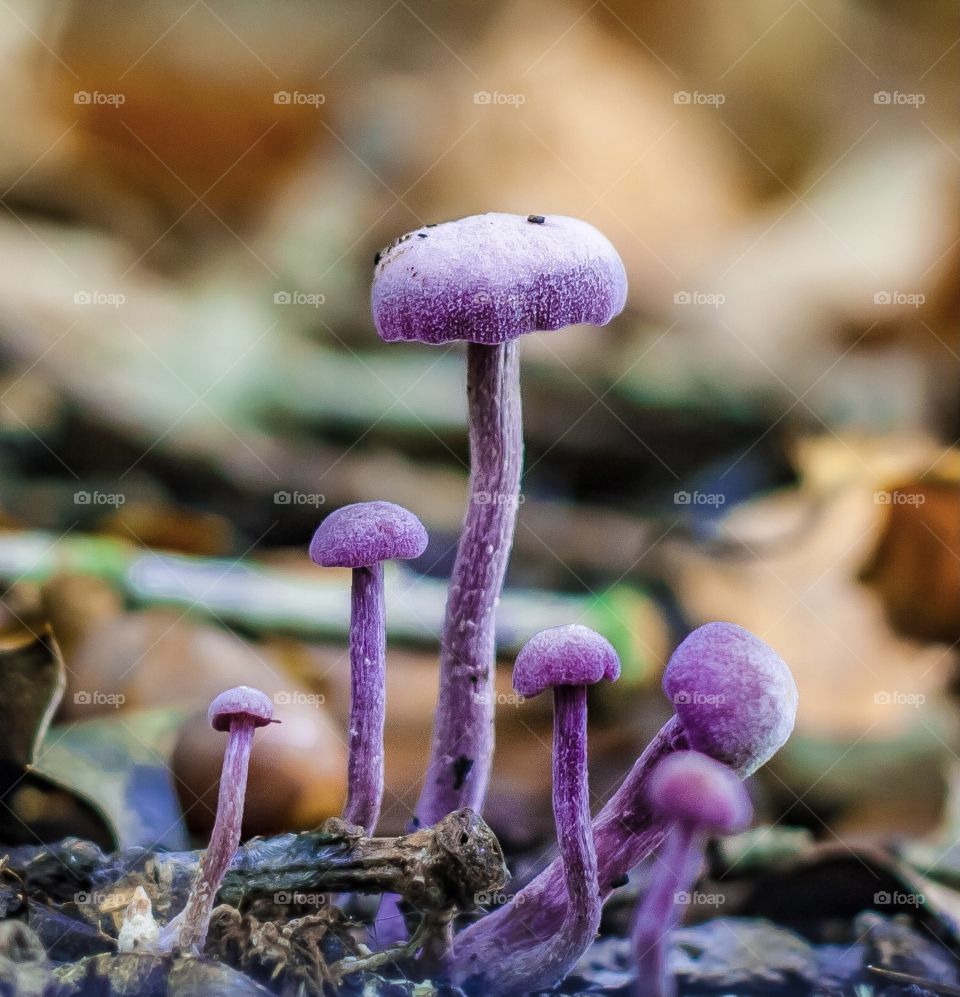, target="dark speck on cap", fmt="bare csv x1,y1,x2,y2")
527,214,546,224
417,232,428,238
374,250,383,265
